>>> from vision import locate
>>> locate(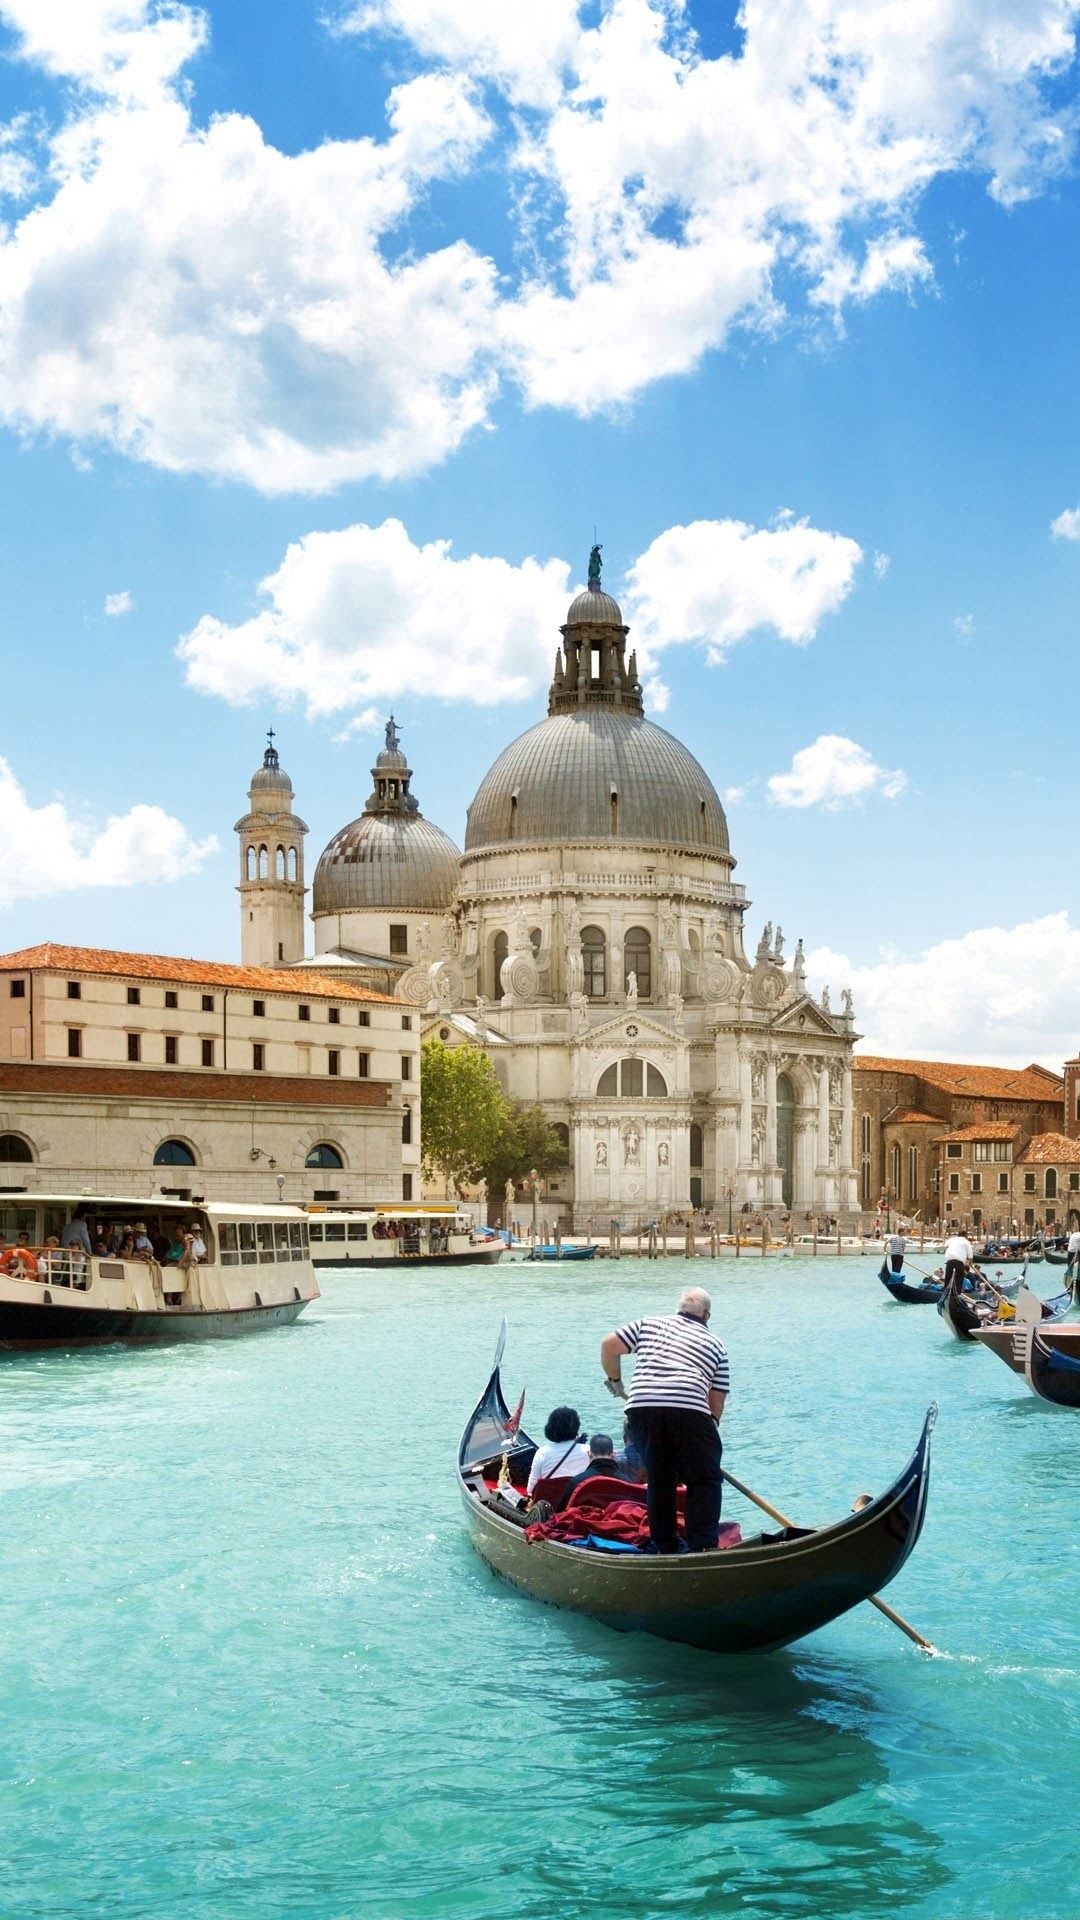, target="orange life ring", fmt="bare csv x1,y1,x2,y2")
0,1247,38,1277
